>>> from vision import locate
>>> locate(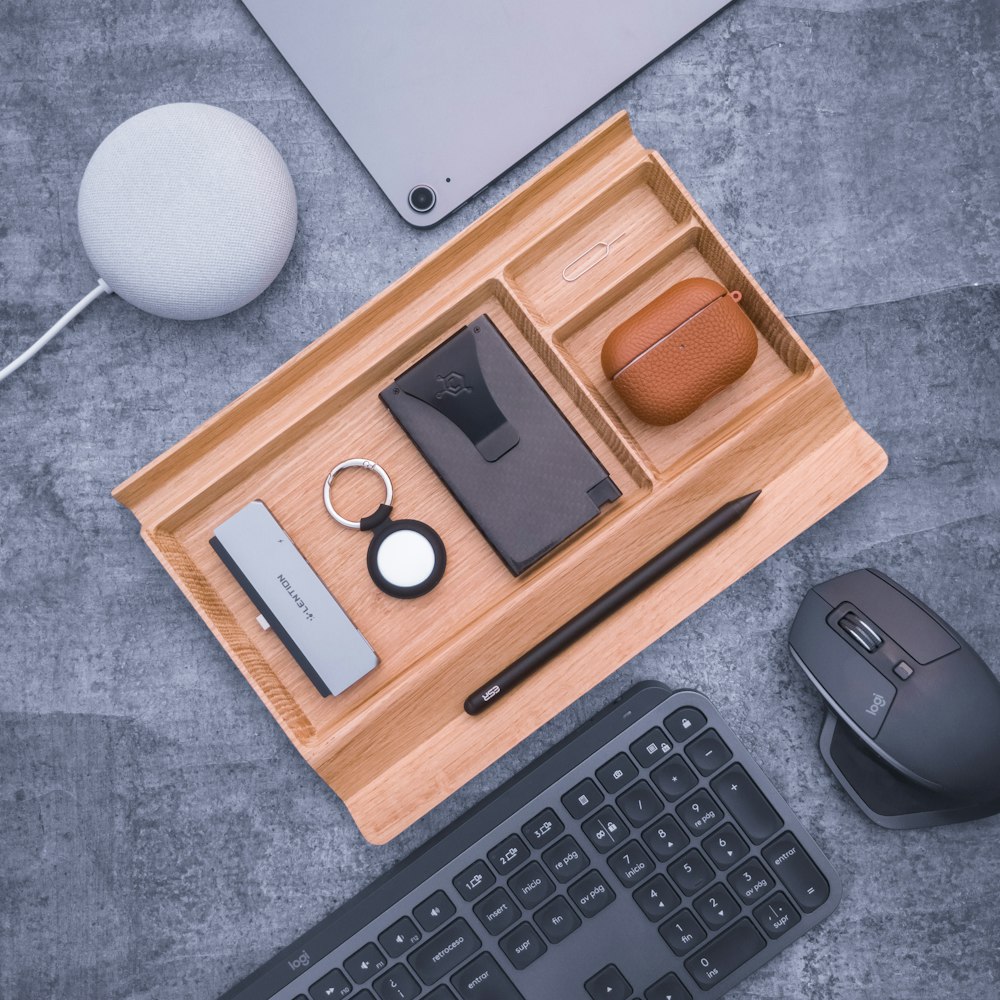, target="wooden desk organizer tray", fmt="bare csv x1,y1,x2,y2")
114,112,887,844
